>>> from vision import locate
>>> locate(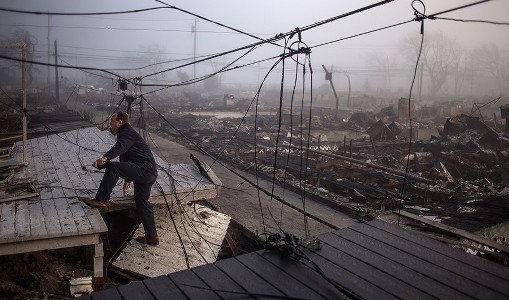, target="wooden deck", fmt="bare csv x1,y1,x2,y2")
19,126,219,204
82,220,509,299
0,126,221,284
